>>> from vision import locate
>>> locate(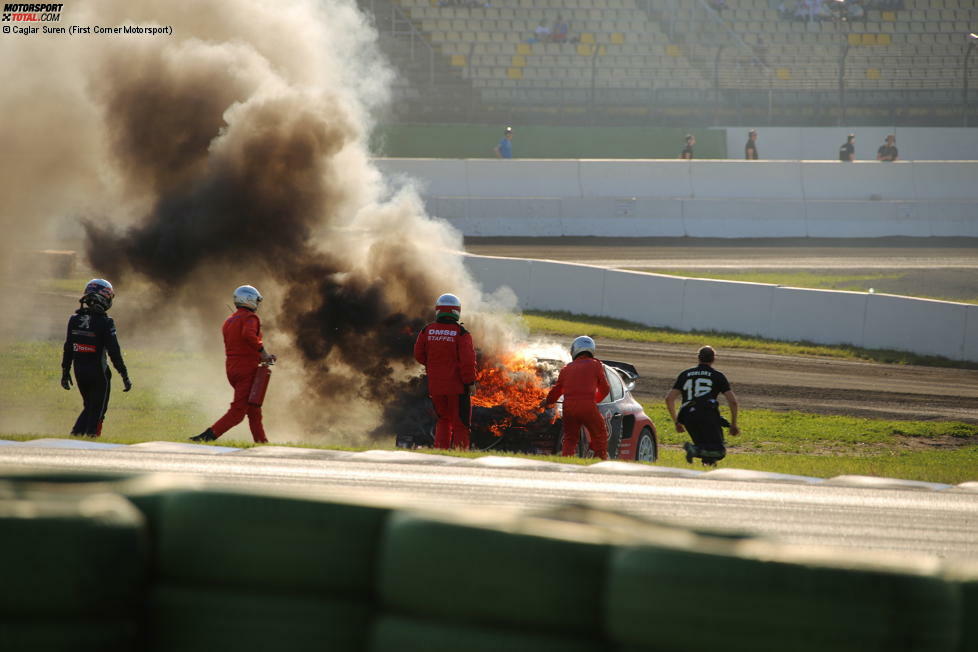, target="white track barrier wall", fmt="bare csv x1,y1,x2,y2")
379,159,978,238
465,254,978,362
